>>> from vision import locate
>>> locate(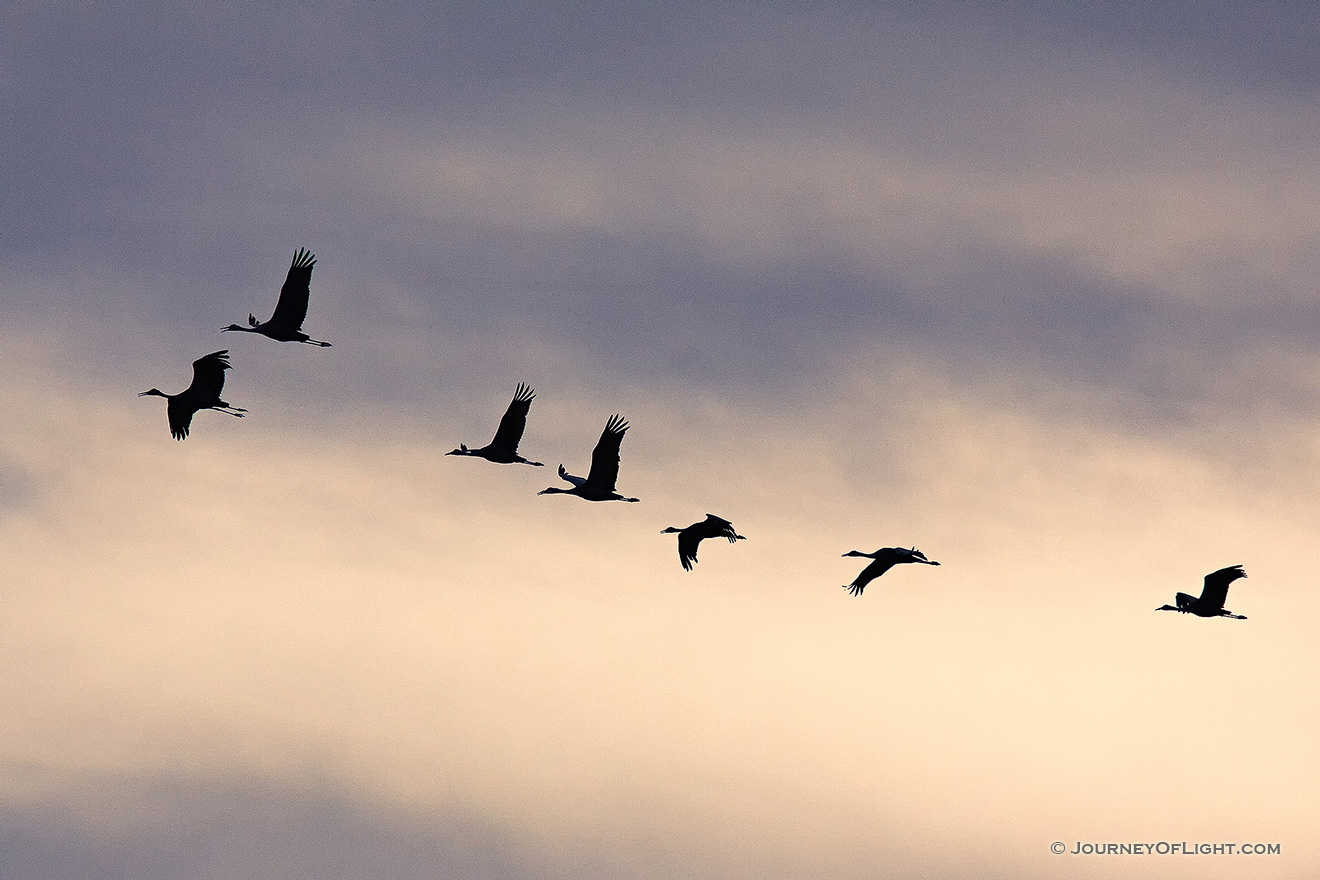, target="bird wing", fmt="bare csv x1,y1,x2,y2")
268,248,316,330
166,397,193,440
676,530,700,571
584,414,628,493
187,350,233,400
557,464,586,488
704,514,741,542
489,383,534,455
846,557,896,595
1199,565,1245,611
